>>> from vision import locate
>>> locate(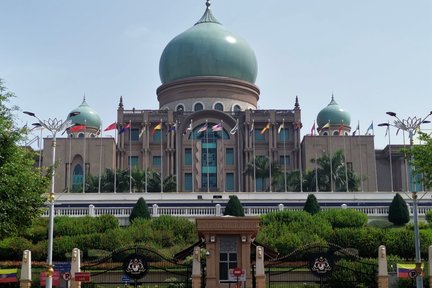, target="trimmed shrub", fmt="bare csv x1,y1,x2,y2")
0,236,33,260
129,197,151,222
303,194,320,215
224,195,245,216
384,228,415,259
368,219,393,229
426,210,432,224
388,193,409,226
317,209,368,228
150,215,197,244
55,215,118,237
